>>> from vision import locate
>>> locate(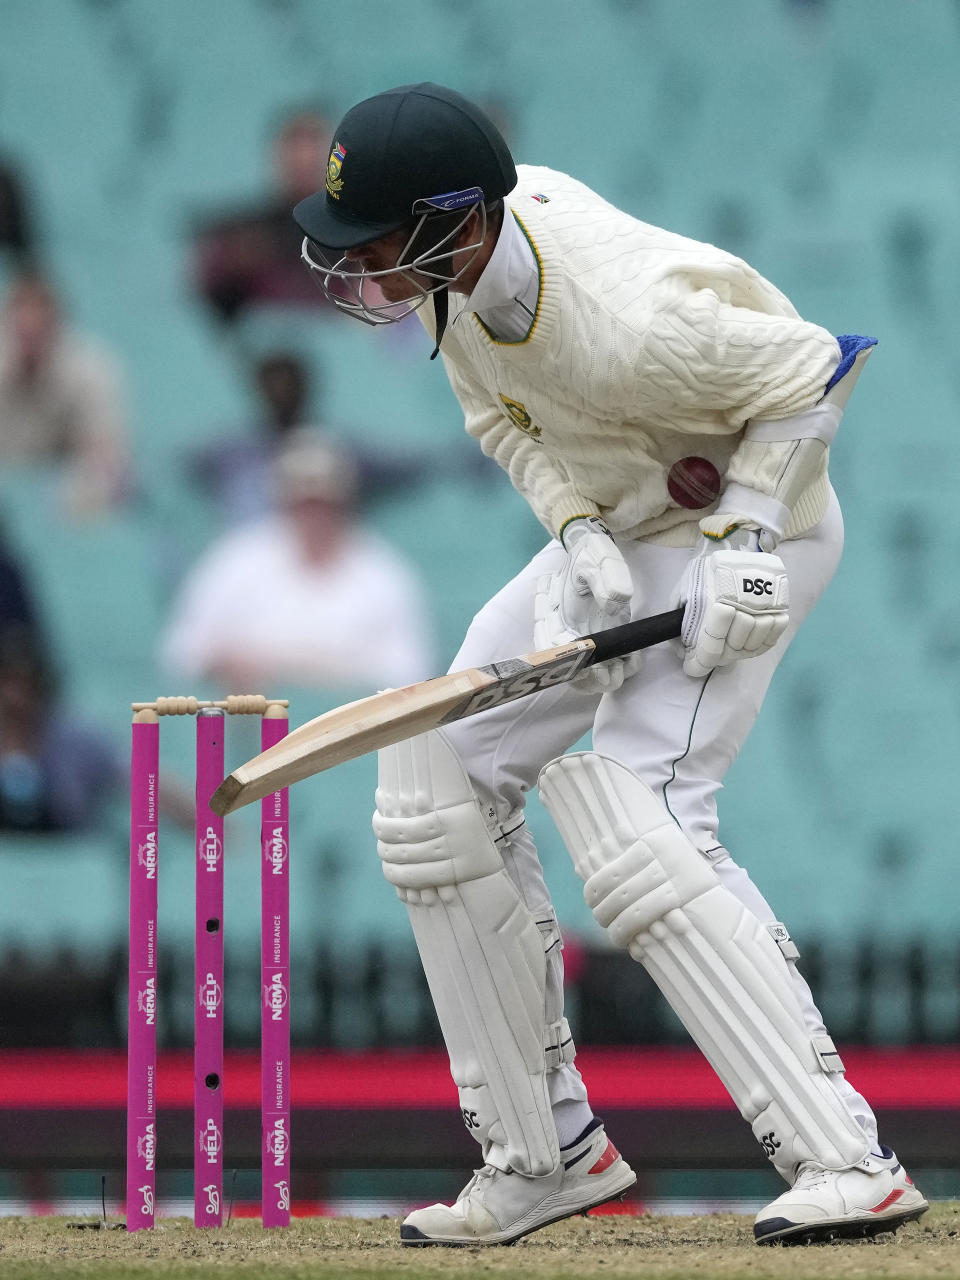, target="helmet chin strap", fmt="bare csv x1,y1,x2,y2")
430,287,449,360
